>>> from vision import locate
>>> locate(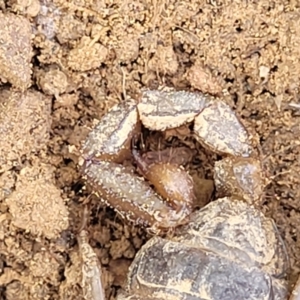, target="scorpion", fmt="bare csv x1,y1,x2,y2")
78,87,296,300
